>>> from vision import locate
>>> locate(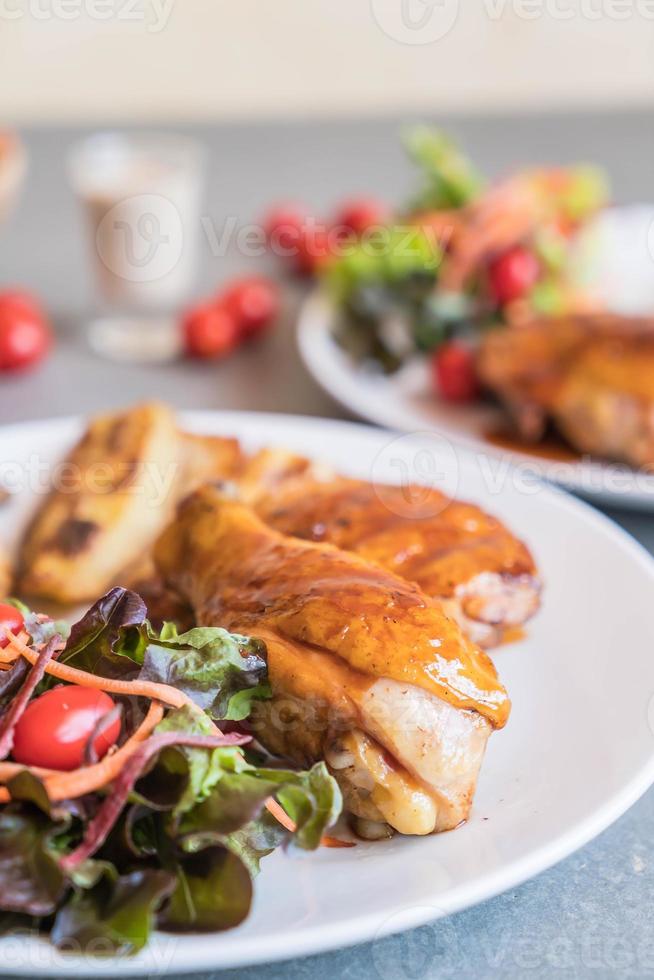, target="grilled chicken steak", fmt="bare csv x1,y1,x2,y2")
239,449,540,647
16,402,540,650
154,487,510,837
477,314,654,467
